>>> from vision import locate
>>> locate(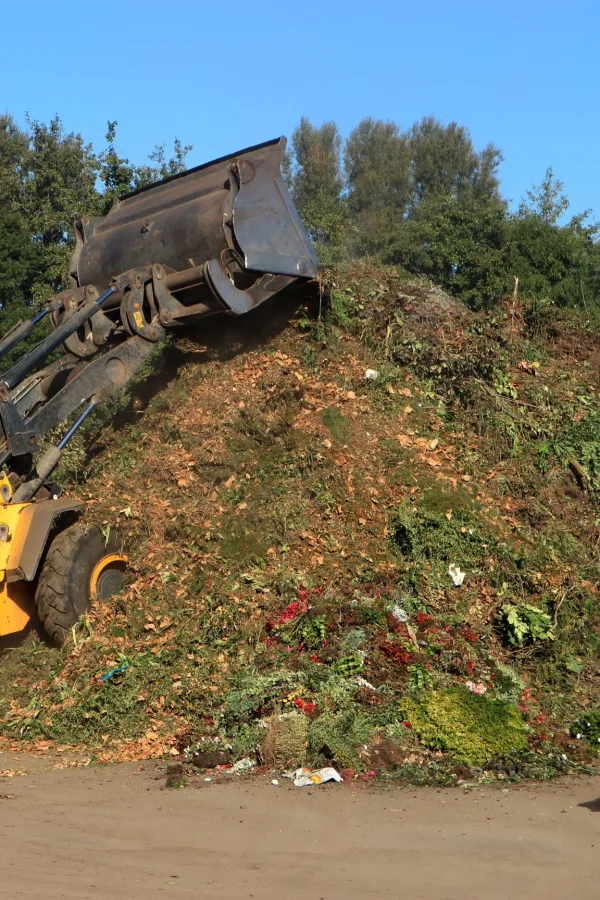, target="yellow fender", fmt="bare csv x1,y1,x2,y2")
0,497,83,637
